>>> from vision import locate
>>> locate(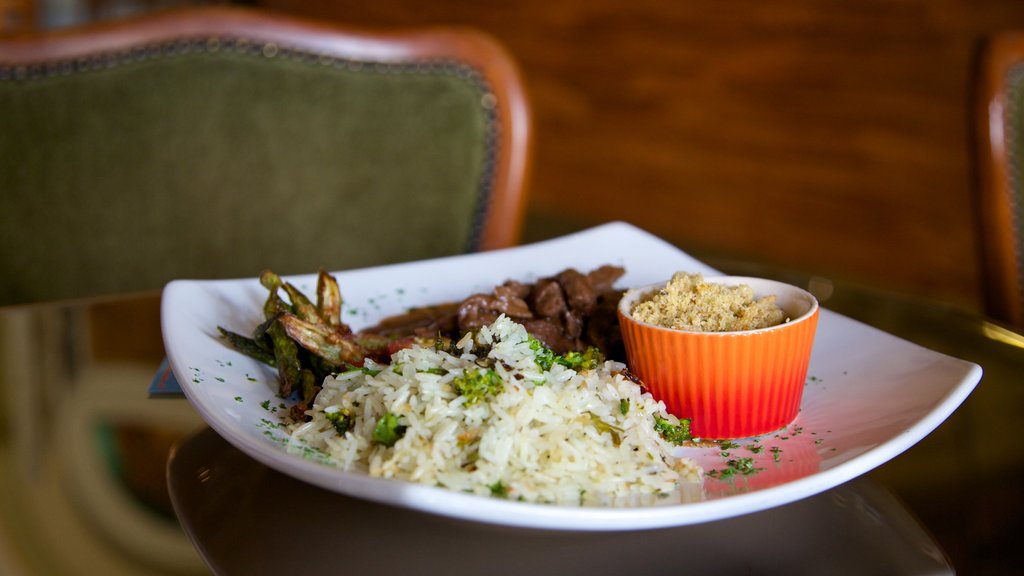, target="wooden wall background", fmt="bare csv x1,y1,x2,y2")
253,0,1024,311
9,0,1020,310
